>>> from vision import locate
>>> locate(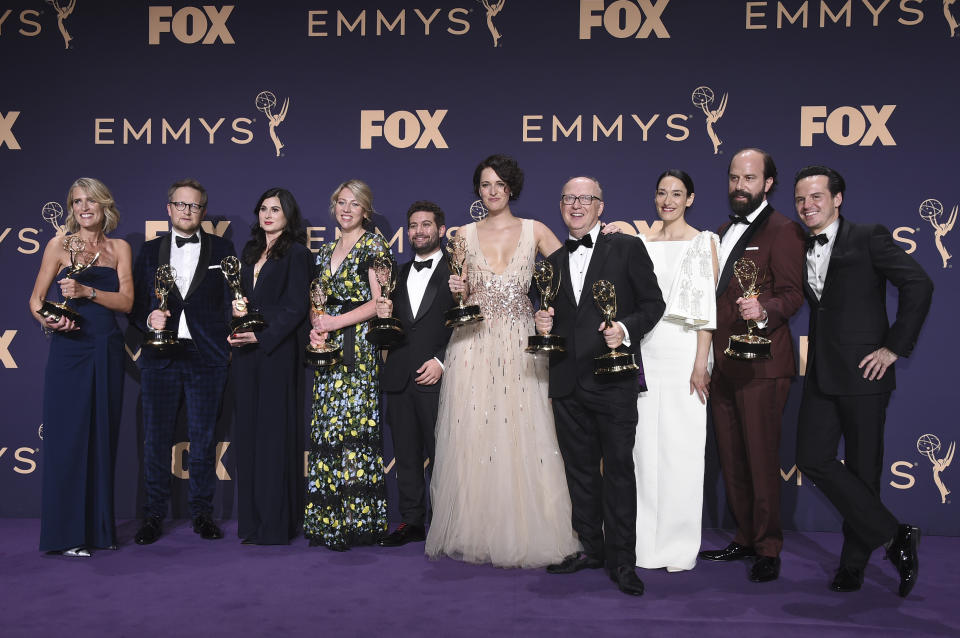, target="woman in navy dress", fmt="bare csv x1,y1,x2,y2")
227,188,312,544
29,177,133,557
